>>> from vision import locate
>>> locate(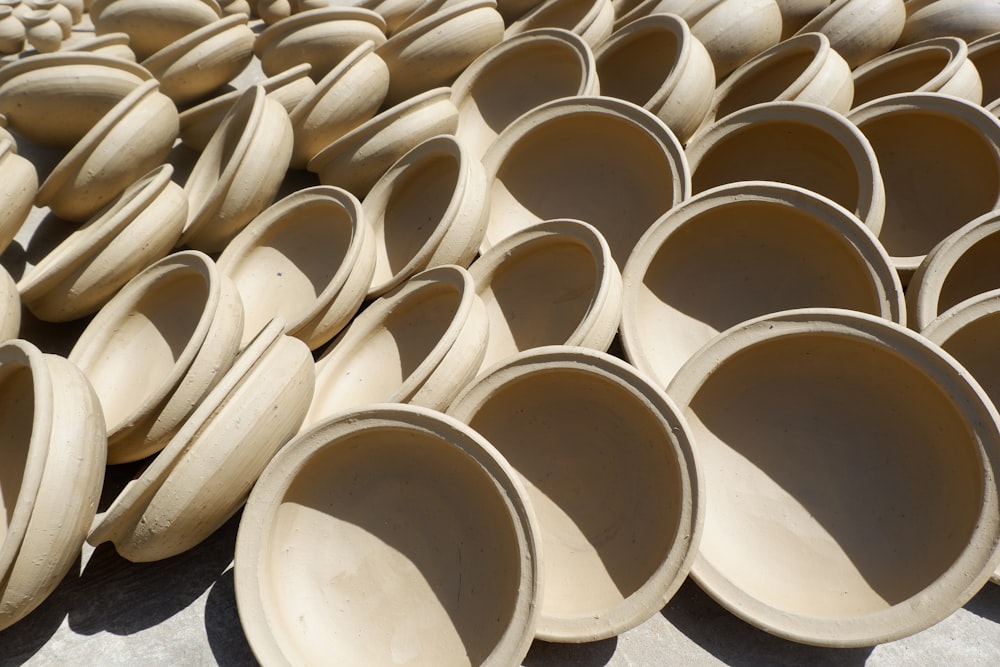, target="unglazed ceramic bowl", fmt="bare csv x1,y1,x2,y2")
0,130,36,255
66,31,136,61
775,0,830,38
235,403,541,666
357,0,425,33
90,0,223,60
0,339,106,631
449,346,700,641
88,318,314,562
217,185,375,350
482,95,689,268
622,182,904,388
668,307,1000,646
0,266,18,342
899,0,1000,46
793,0,906,68
68,251,244,464
671,0,783,80
504,0,615,47
970,31,1000,107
